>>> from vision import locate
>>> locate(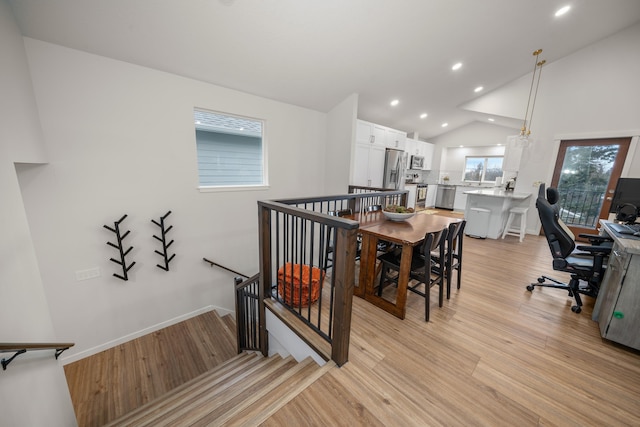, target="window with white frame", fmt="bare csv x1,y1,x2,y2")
194,109,265,188
463,156,504,182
